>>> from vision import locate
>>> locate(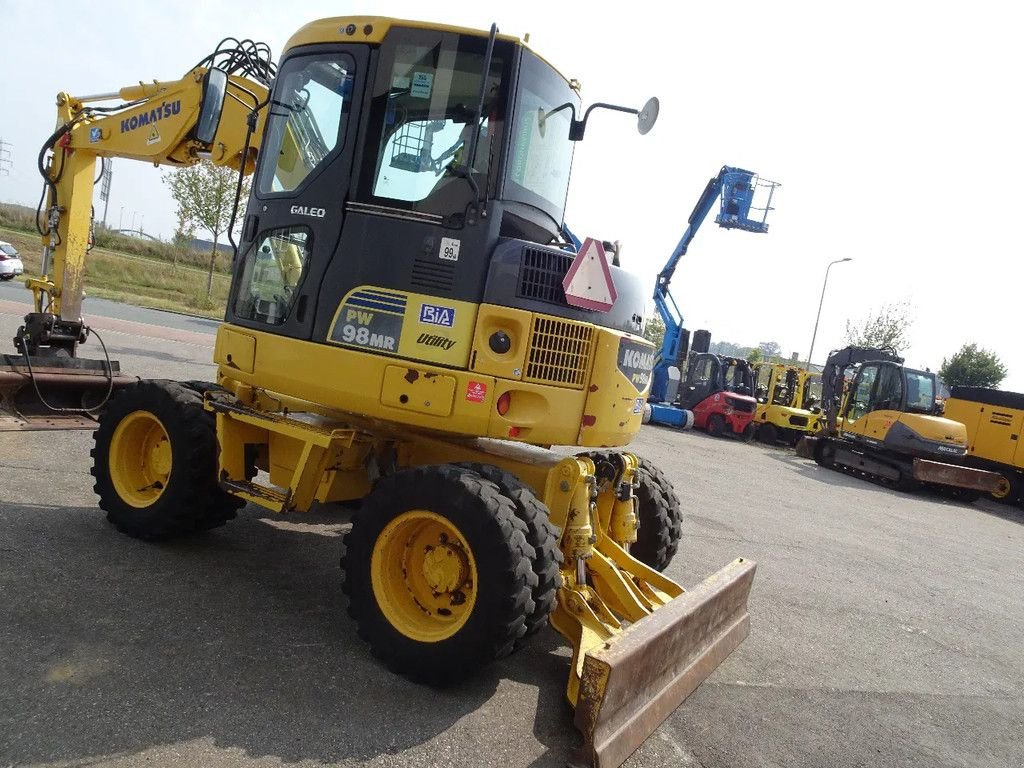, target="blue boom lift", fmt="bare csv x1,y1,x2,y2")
646,166,779,428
